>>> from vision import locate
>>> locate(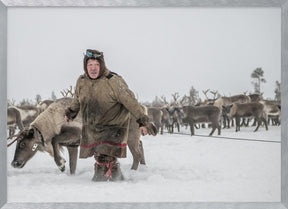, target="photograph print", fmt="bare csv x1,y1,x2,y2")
6,7,281,202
